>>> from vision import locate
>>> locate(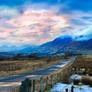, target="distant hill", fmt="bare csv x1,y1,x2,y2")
36,35,92,55
1,35,92,57
37,36,72,55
